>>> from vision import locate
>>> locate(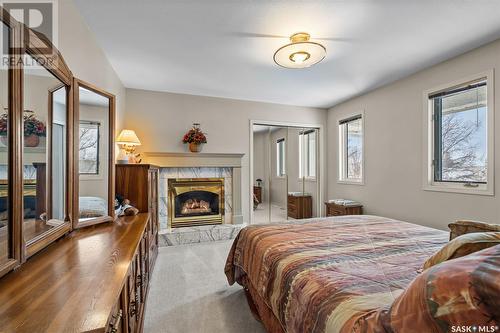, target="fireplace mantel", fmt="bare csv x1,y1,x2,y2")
143,152,245,168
